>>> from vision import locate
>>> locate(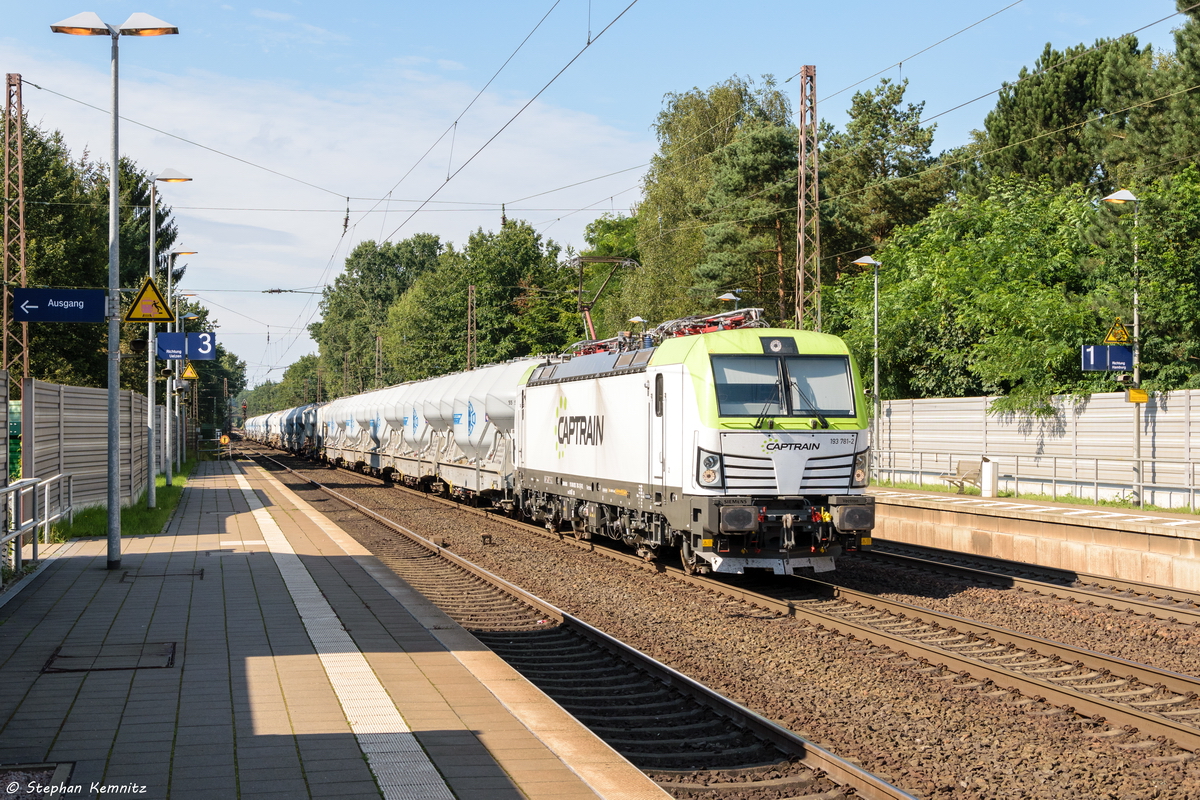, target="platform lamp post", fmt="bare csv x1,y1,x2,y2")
164,251,196,484
852,256,882,450
52,11,179,570
179,310,200,466
1103,189,1142,505
146,171,190,509
628,316,647,346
